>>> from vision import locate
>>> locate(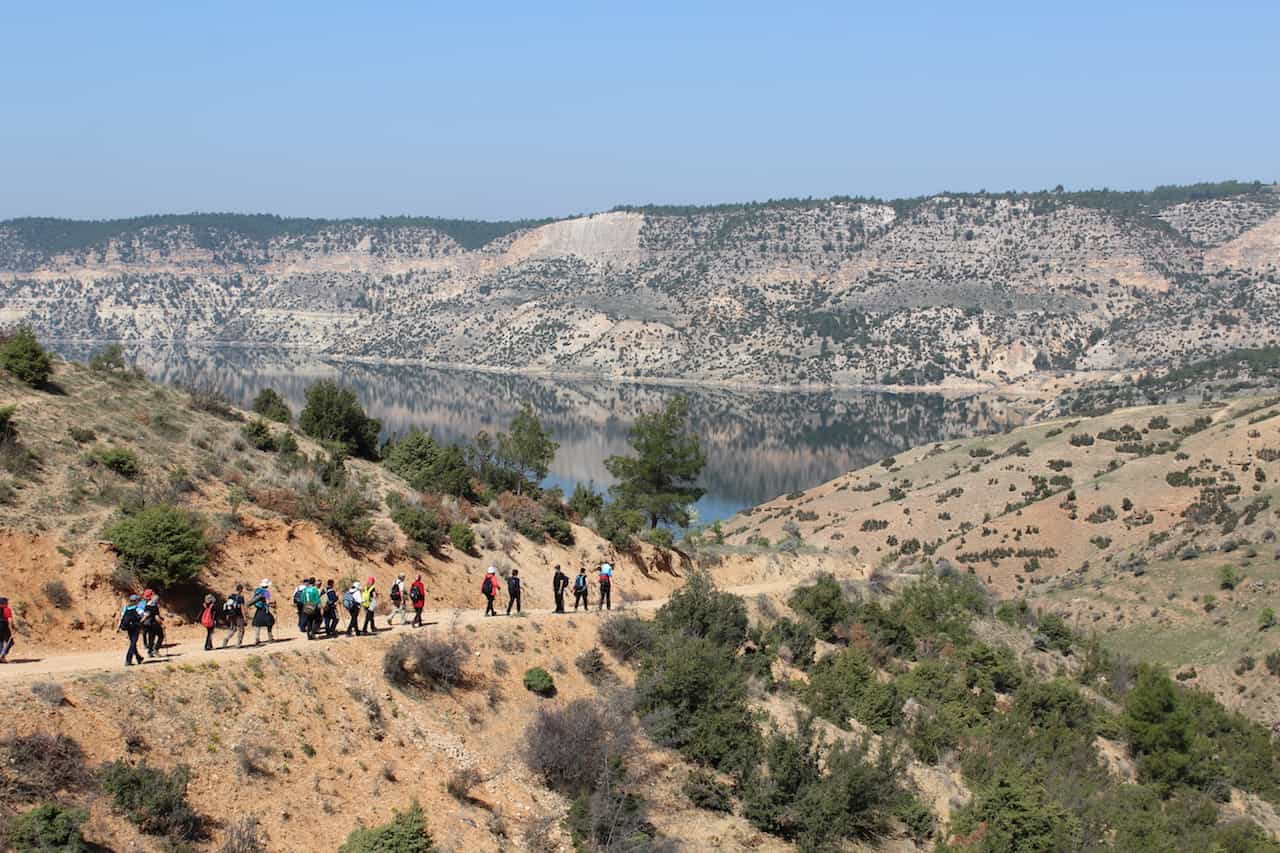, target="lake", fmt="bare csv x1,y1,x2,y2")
59,344,1023,524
